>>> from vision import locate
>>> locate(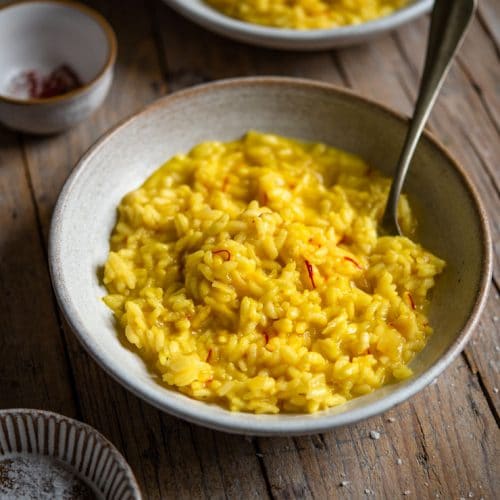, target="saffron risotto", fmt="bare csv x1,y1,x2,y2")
103,131,445,414
203,0,409,30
